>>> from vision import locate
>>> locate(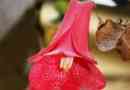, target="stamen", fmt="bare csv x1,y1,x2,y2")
60,57,74,71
